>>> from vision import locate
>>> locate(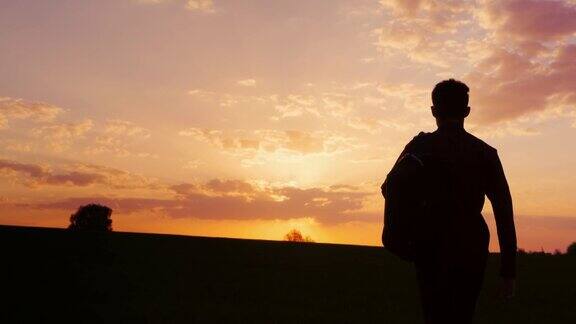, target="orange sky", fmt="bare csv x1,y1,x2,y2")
1,0,576,251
